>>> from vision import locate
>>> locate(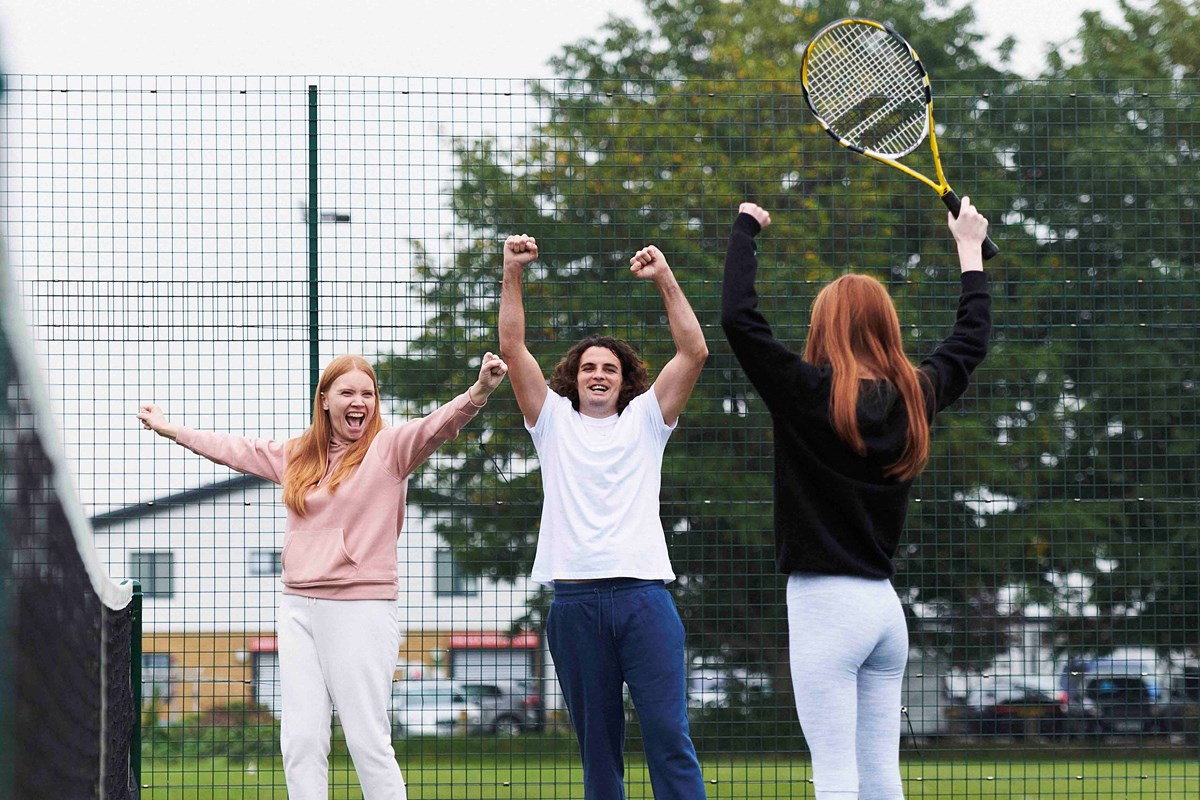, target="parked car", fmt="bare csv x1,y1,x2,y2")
1060,650,1173,736
389,679,470,738
947,676,1068,739
1159,665,1200,743
1082,676,1156,735
460,680,545,735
